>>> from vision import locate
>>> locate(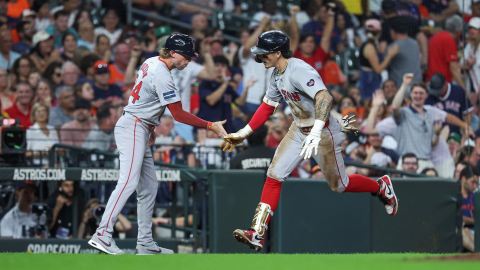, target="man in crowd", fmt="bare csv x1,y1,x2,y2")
60,98,94,146
82,102,118,151
0,182,37,238
92,60,123,104
387,17,422,87
426,15,465,89
47,180,80,239
49,85,75,129
426,73,473,134
4,82,34,127
401,153,419,174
